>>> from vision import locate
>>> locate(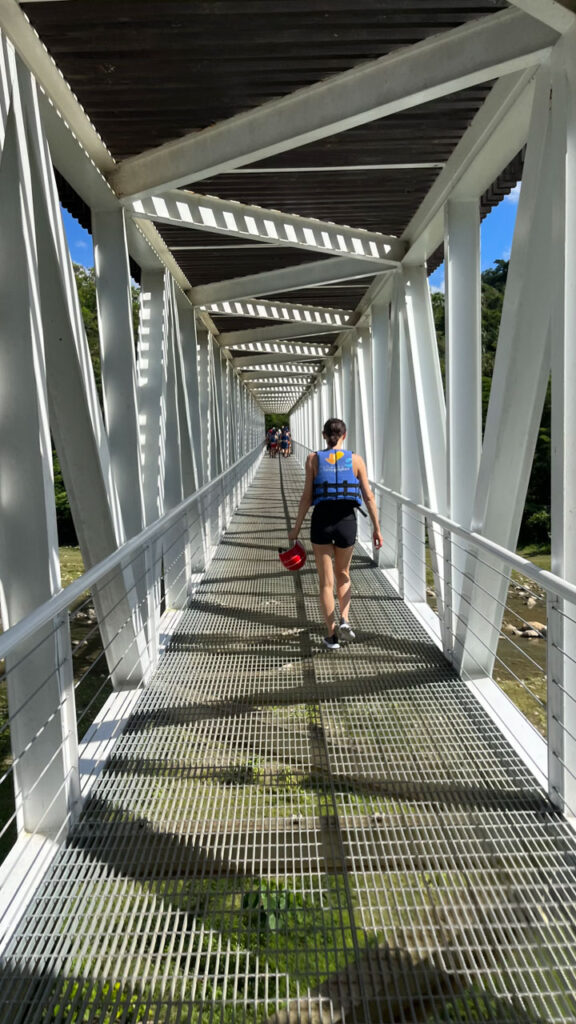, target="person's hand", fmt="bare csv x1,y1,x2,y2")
288,528,299,543
373,529,383,549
